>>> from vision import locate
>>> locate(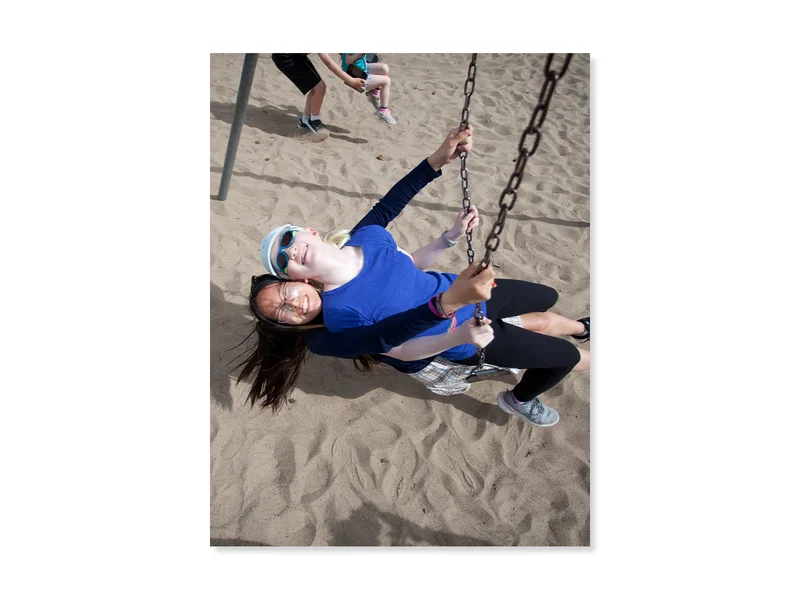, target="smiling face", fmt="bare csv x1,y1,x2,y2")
255,280,322,325
269,228,325,280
